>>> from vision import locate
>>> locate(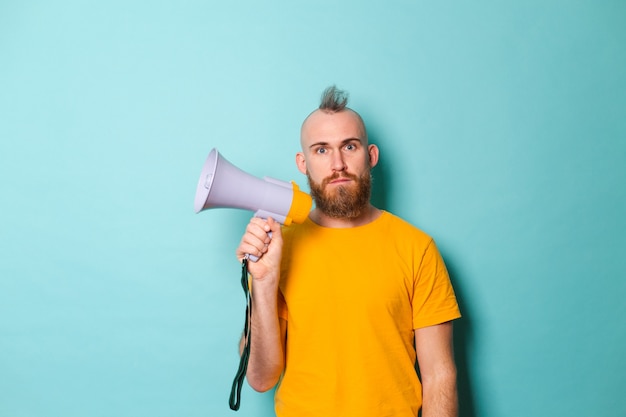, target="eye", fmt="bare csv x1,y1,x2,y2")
316,147,327,154
345,143,357,151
